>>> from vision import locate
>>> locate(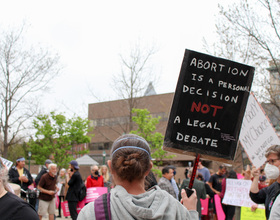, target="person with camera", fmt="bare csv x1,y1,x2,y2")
86,165,104,188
